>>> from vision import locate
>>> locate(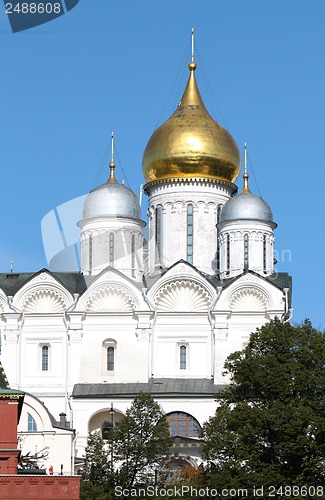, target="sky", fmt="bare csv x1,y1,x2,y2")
0,1,324,328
